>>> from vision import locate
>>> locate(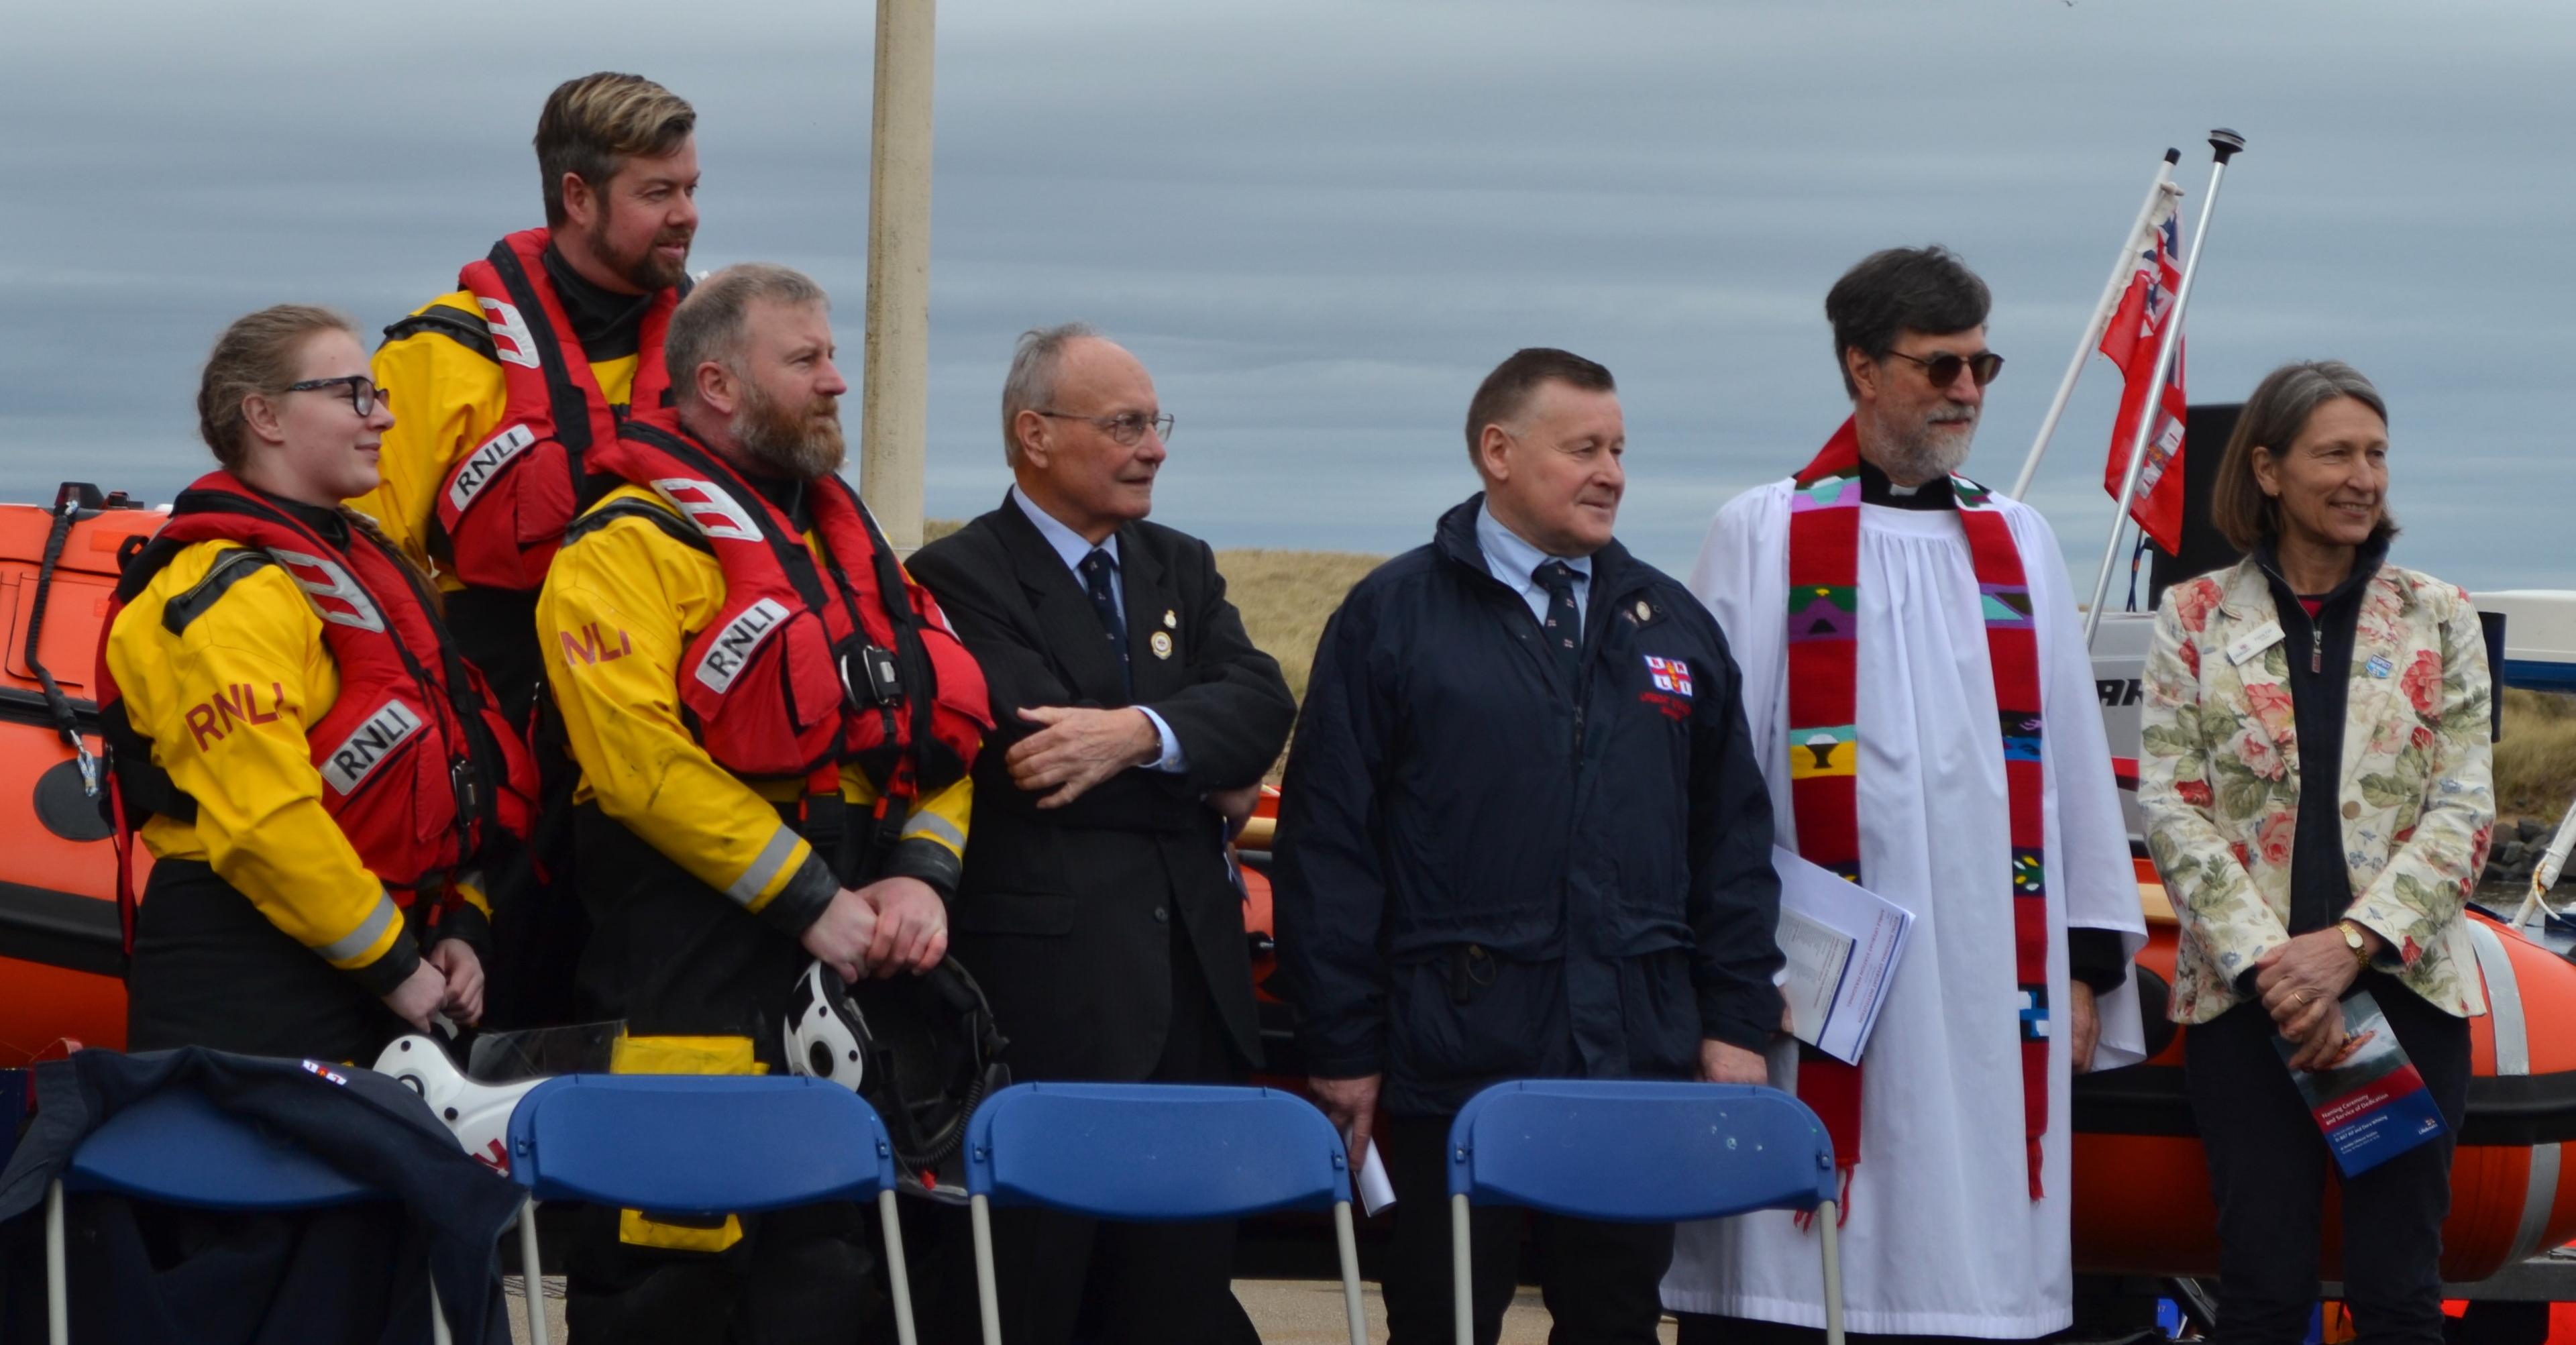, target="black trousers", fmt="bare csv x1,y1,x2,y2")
914,930,1251,1345
564,806,882,1344
1379,1112,1676,1345
2186,979,2471,1345
125,858,409,1063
